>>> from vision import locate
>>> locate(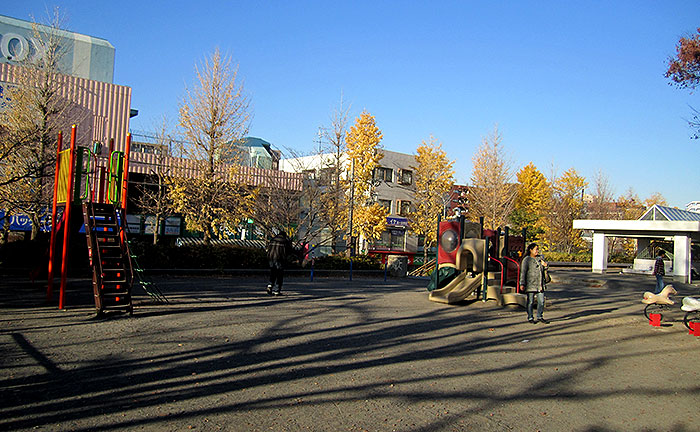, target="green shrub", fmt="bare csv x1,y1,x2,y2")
609,252,635,263
0,236,89,276
128,241,268,269
543,251,591,263
541,250,632,264
312,254,382,270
